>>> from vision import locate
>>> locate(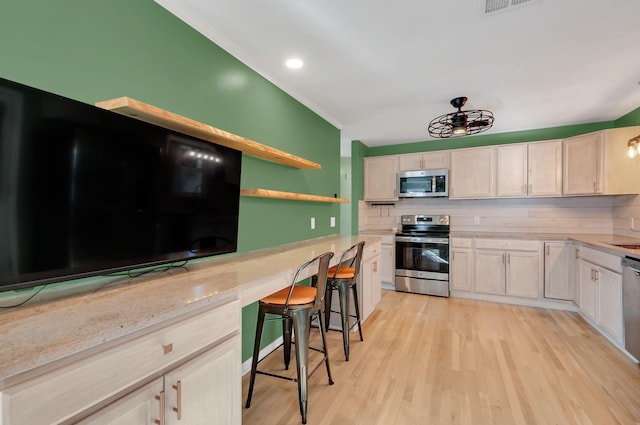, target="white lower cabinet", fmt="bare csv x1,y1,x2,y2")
1,300,241,425
361,242,382,319
78,337,240,425
450,238,473,292
577,247,623,345
474,239,541,299
543,241,574,301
